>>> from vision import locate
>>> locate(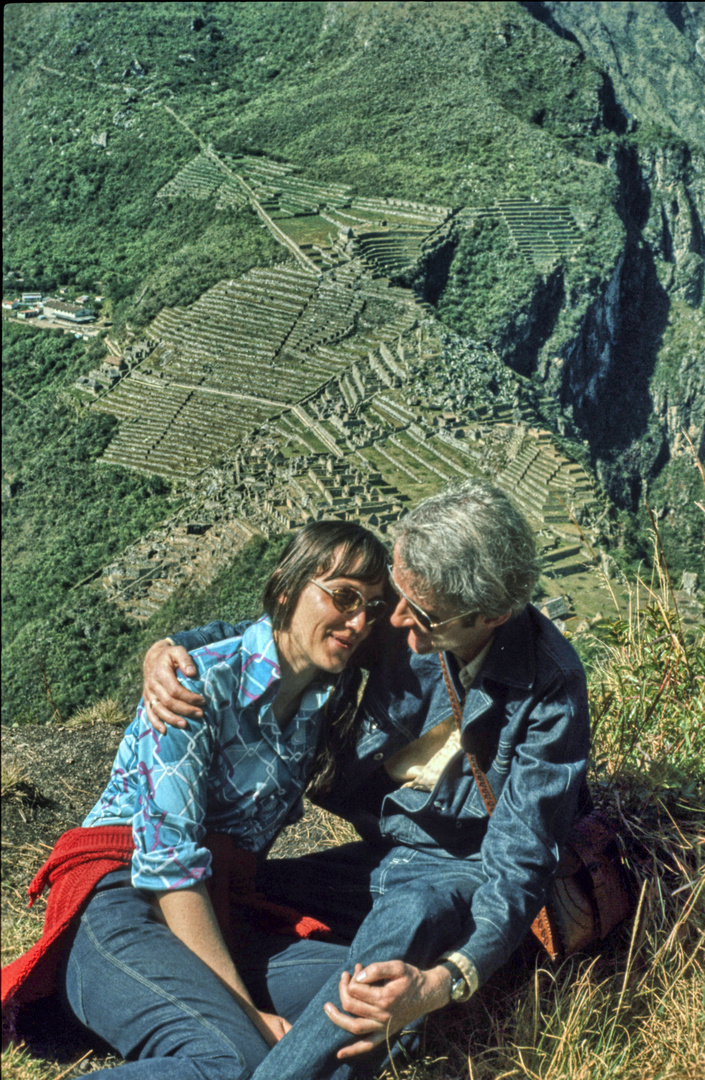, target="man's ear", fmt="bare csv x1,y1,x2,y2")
482,611,512,630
